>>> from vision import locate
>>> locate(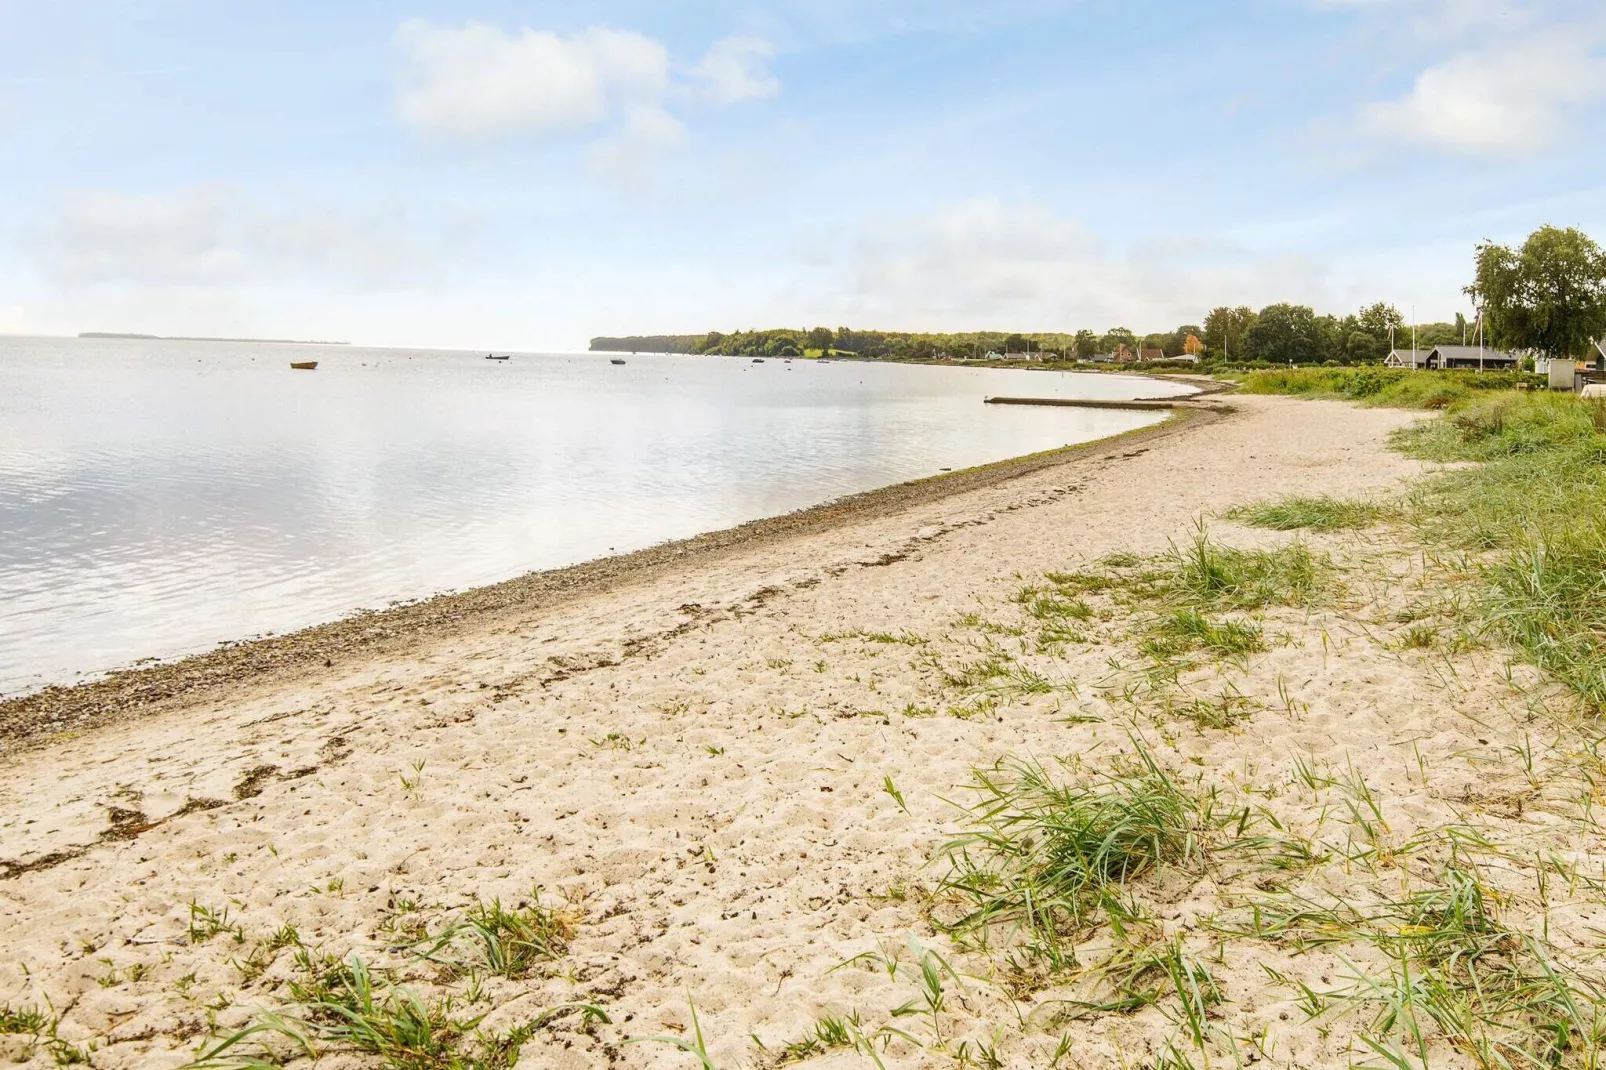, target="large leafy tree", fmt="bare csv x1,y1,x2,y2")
1169,324,1205,357
1100,327,1136,353
1355,302,1404,344
1468,226,1606,359
1203,306,1256,359
1242,303,1320,365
